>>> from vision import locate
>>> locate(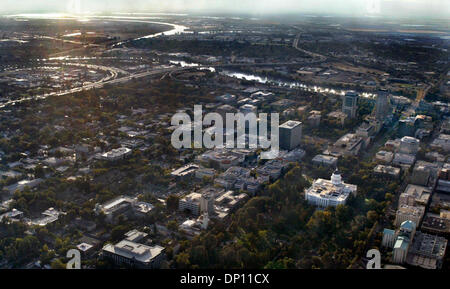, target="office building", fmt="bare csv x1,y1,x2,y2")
399,136,420,154
392,220,416,264
399,184,432,207
94,196,136,223
102,240,165,269
382,229,396,248
406,232,448,269
279,120,302,150
395,204,425,227
342,91,359,118
179,187,218,215
312,154,338,167
327,133,364,157
374,90,391,122
373,165,401,178
375,150,394,163
393,236,410,264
